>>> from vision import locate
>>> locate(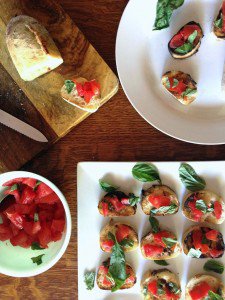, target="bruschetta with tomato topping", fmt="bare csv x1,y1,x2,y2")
141,185,179,216
98,190,137,217
185,274,225,300
141,269,182,300
97,259,136,290
61,77,101,112
141,229,181,260
168,22,203,59
100,219,138,252
213,1,225,39
162,71,198,105
183,190,225,224
183,226,225,258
